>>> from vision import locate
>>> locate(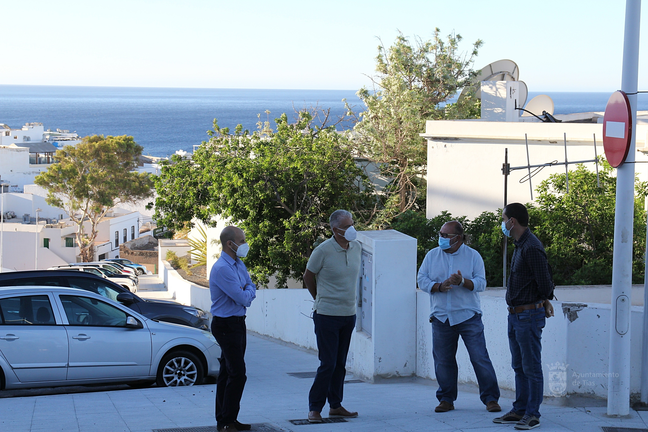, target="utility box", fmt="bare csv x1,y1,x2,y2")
352,230,417,381
481,81,521,122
